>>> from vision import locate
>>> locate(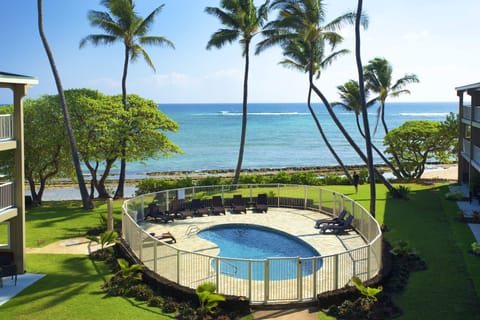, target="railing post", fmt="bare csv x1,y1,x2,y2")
153,241,158,273
264,260,269,303
312,258,317,298
177,250,181,284
333,193,337,215
319,188,322,212
334,255,339,290
303,185,307,209
215,258,220,289
248,260,252,301
277,184,280,207
297,258,303,301
367,246,371,279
